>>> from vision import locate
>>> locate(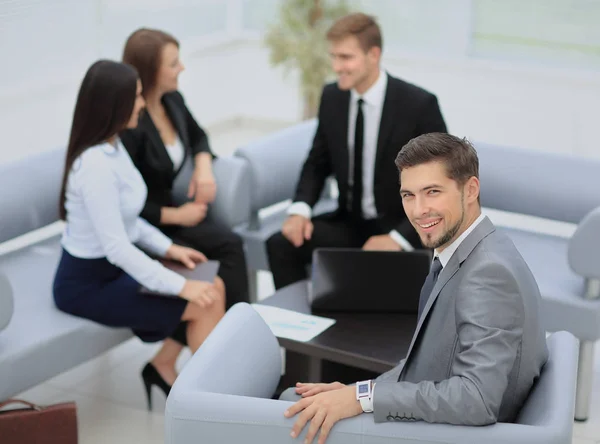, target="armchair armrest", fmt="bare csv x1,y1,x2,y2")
165,392,562,444
569,205,600,279
172,155,252,229
0,272,13,332
210,156,252,229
